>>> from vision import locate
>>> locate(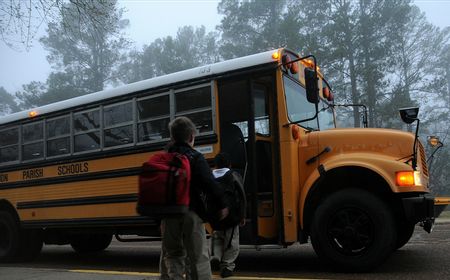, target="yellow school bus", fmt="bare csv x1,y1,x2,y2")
0,48,448,270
